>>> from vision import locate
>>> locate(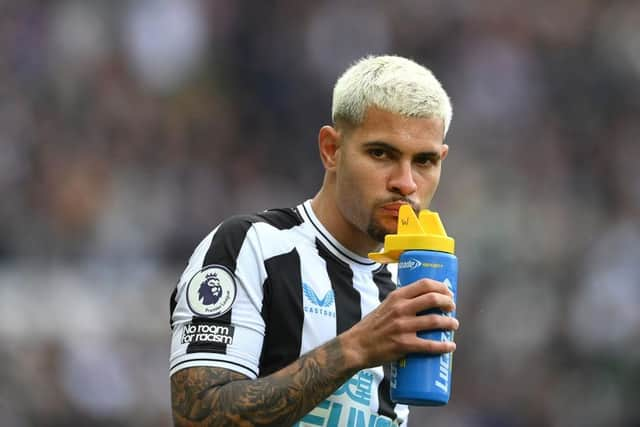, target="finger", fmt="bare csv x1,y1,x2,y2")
406,292,455,314
404,314,460,333
395,278,452,299
407,337,457,355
